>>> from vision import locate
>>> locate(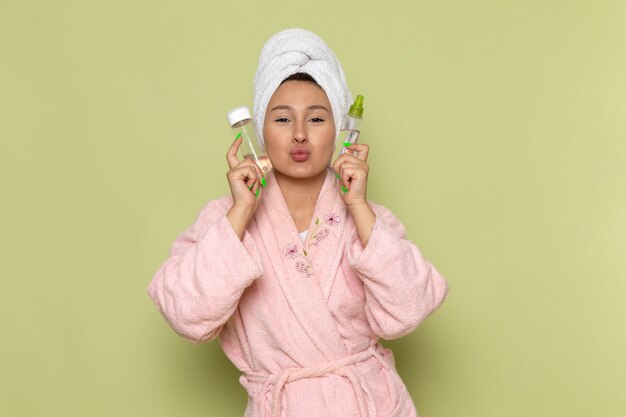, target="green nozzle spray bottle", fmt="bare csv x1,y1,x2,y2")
334,95,365,160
